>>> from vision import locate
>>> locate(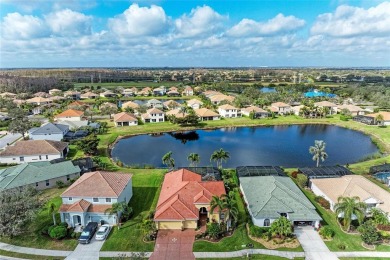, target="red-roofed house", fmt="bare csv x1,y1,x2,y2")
59,171,133,227
154,169,226,230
